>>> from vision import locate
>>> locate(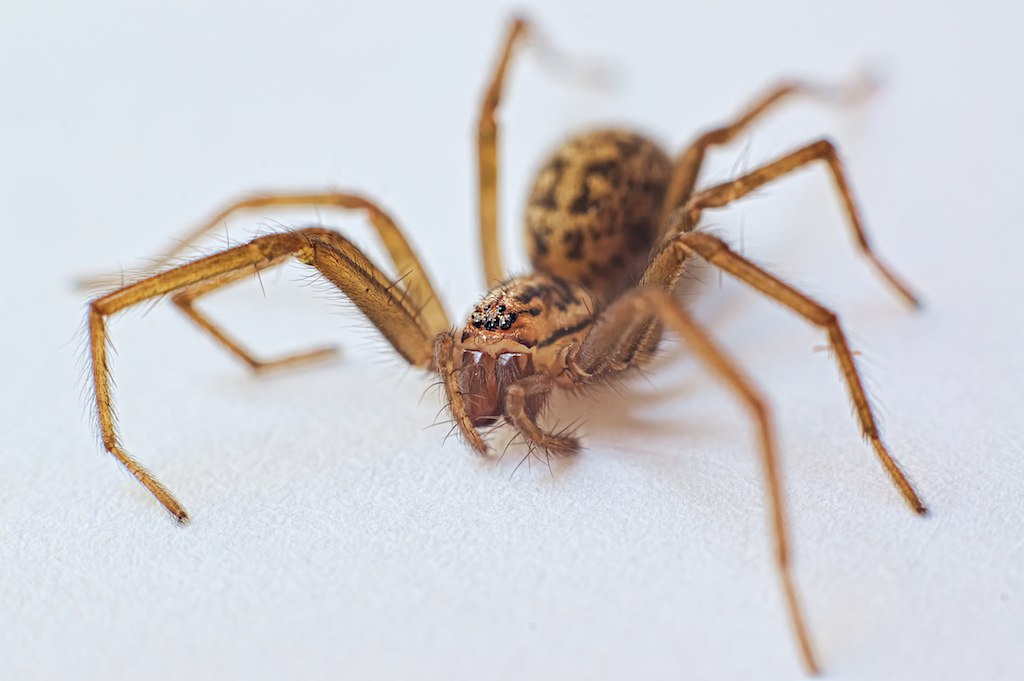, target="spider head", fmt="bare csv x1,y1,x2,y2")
449,274,595,427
